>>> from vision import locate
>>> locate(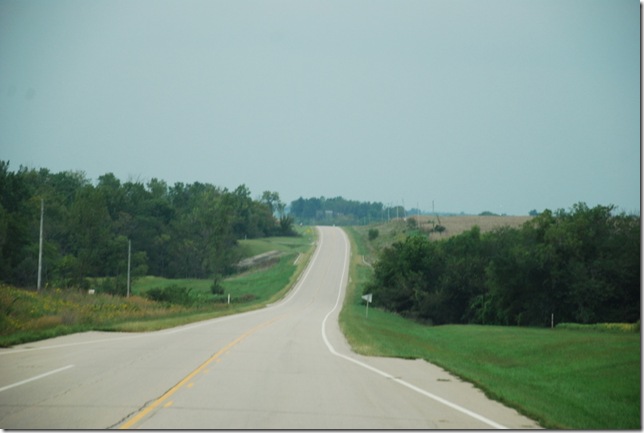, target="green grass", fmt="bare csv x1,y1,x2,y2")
221,254,302,304
133,276,213,294
339,227,641,429
132,228,316,304
133,227,316,298
238,231,314,257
